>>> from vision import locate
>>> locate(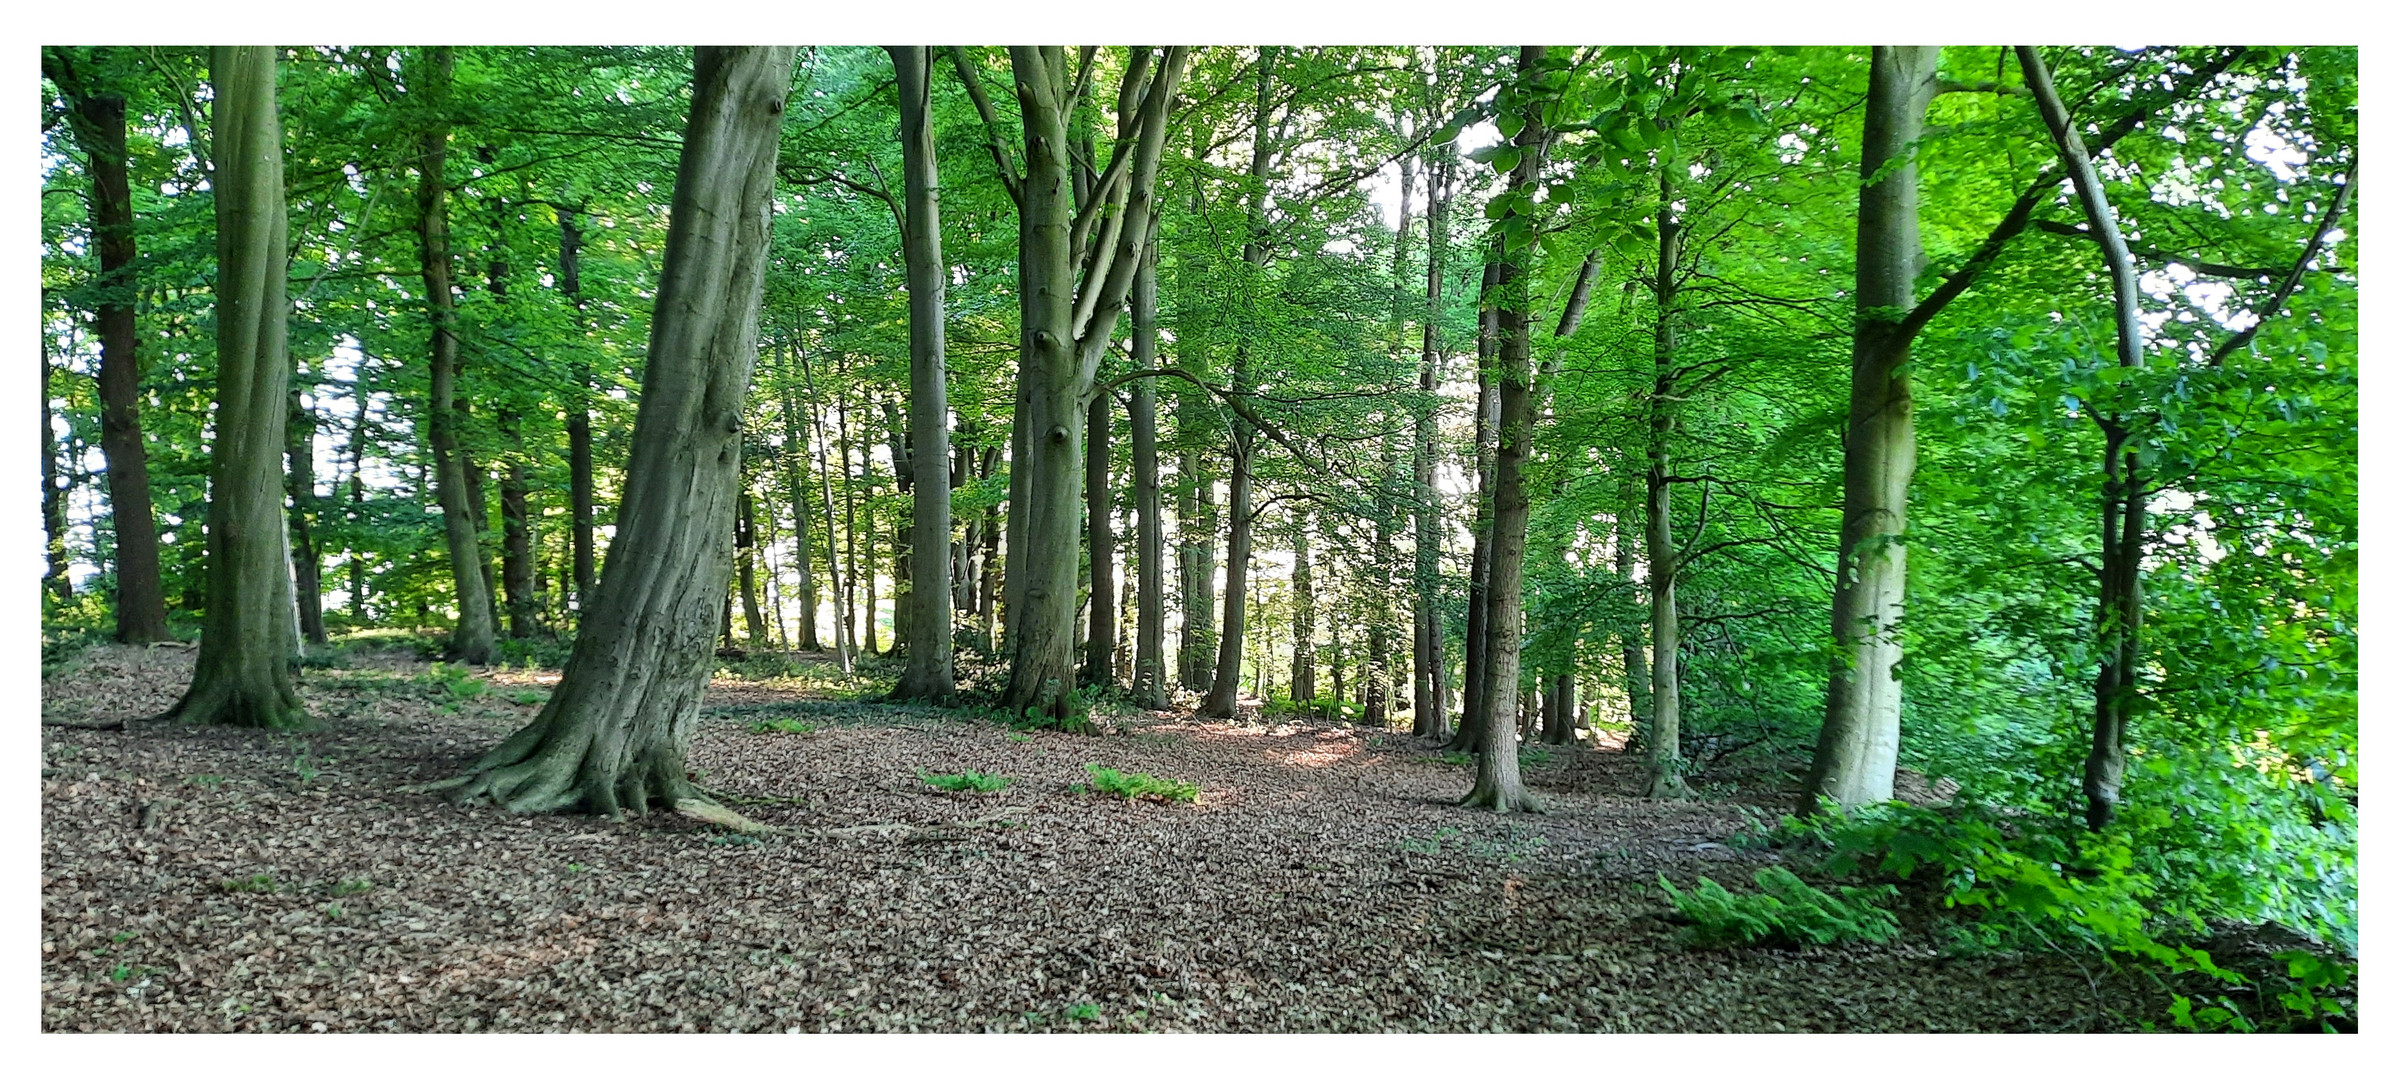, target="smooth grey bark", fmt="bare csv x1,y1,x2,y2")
2019,46,2147,830
1802,46,1939,811
501,460,536,637
45,51,170,642
1644,166,1692,800
1129,235,1169,709
1463,46,1551,813
439,46,796,820
888,45,956,698
408,46,497,665
164,47,301,728
962,46,1185,721
1412,151,1455,740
